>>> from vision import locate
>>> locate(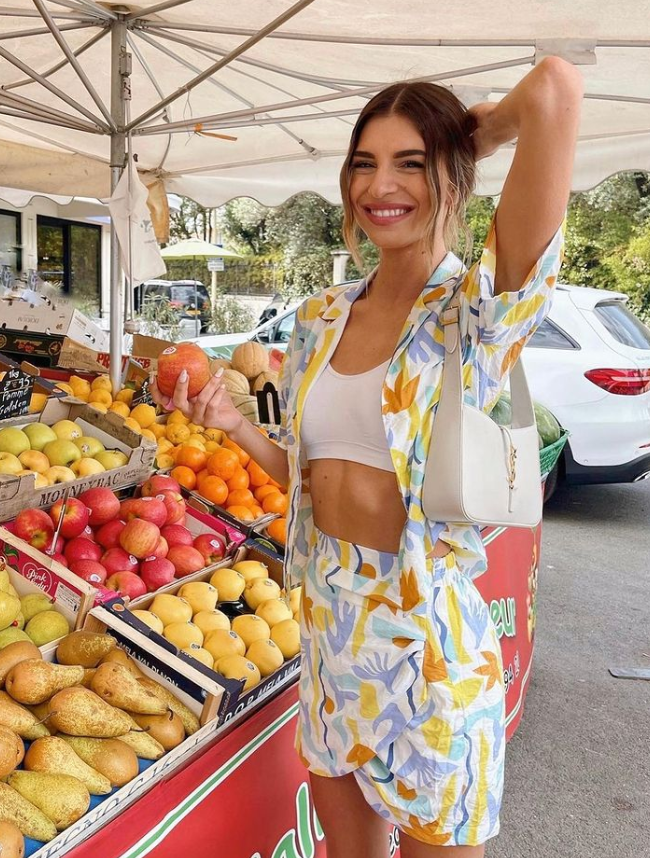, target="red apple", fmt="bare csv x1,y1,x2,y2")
95,519,126,550
14,509,54,551
155,490,186,525
141,474,181,497
101,547,139,576
70,560,107,586
78,487,121,526
42,534,65,556
157,343,210,399
120,497,167,528
49,497,90,540
65,537,103,565
160,524,194,548
105,571,147,600
193,532,227,565
140,557,176,592
81,525,95,540
167,545,205,578
51,552,68,567
119,519,161,560
153,536,169,558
